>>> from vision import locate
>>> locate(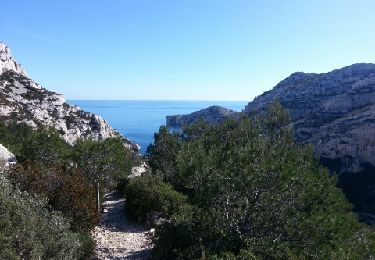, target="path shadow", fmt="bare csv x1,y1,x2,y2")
124,249,152,259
